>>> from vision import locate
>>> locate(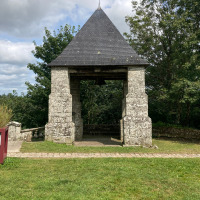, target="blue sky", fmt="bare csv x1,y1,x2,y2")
0,0,134,95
